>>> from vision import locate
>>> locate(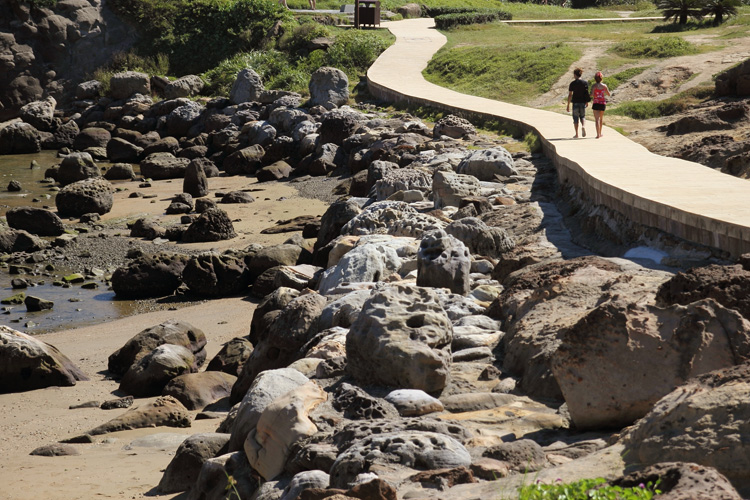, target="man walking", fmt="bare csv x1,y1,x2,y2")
566,68,589,138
